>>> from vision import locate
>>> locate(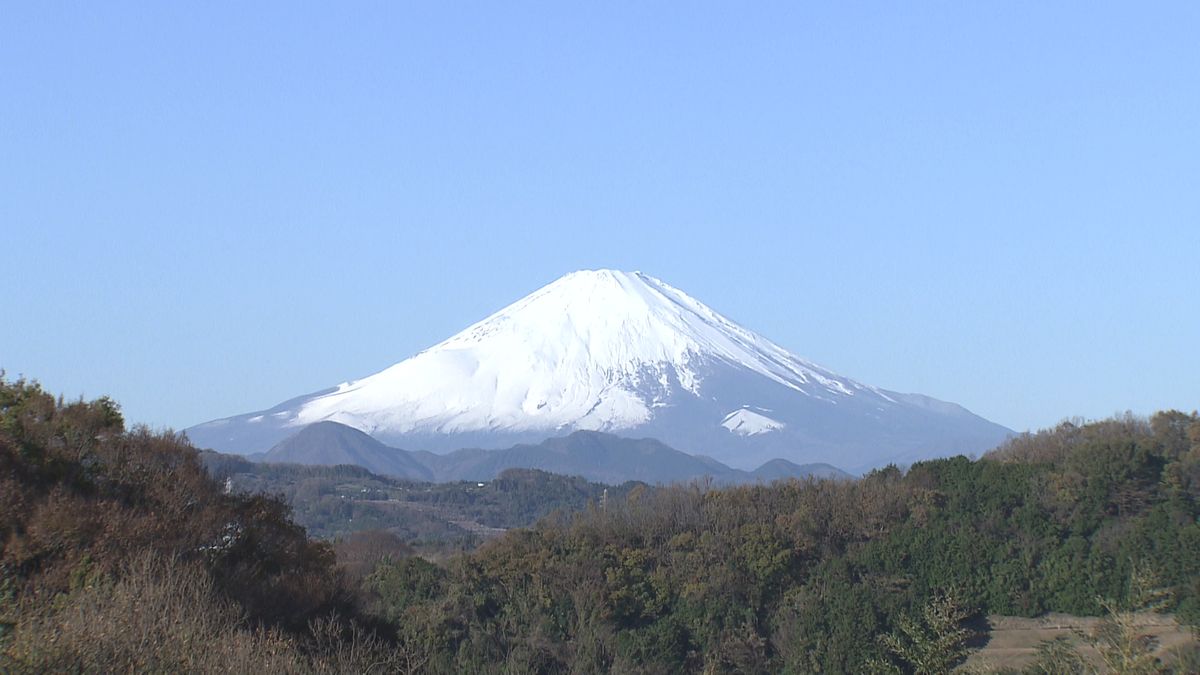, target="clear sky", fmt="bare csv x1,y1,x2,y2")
2,2,1197,435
